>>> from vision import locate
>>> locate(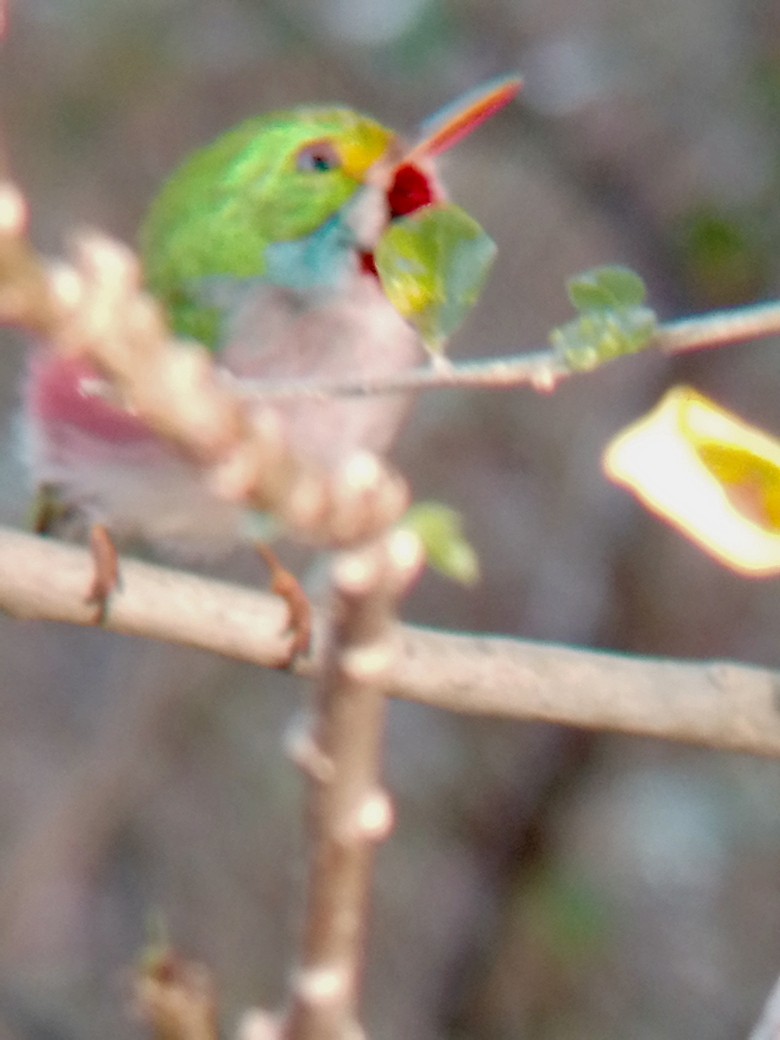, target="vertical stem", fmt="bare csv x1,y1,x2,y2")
281,531,422,1040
